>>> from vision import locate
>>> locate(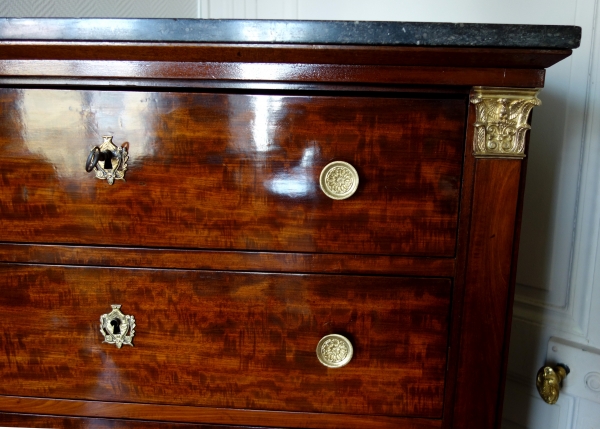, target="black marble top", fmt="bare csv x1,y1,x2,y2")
0,18,581,49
